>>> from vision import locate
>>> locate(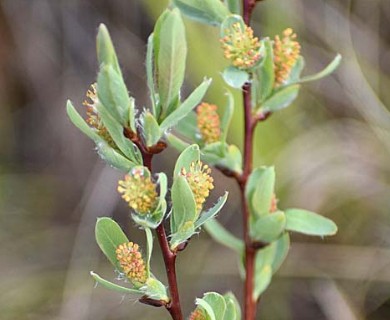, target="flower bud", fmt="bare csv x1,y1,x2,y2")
180,161,214,212
273,28,301,87
220,22,261,69
118,167,158,215
189,308,206,320
116,242,147,285
197,103,221,144
83,83,115,147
